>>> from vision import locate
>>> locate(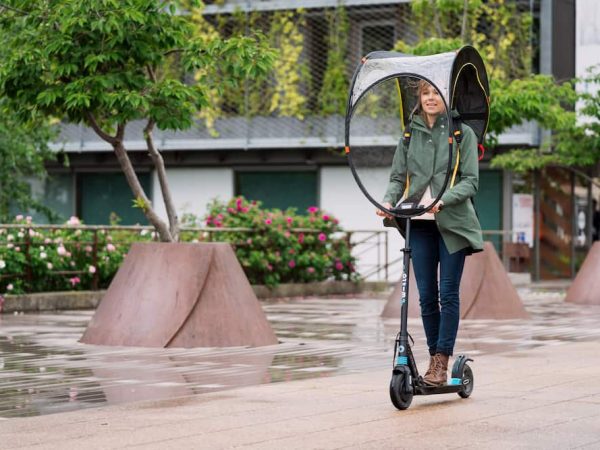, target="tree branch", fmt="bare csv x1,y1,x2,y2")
0,2,28,15
113,140,173,242
85,112,118,146
146,65,157,83
144,119,179,241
